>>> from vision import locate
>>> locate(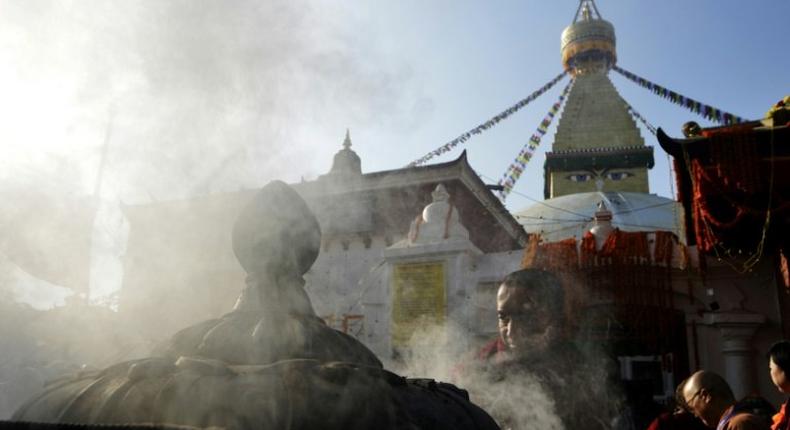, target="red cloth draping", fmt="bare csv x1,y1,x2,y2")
687,127,790,253
521,230,682,352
